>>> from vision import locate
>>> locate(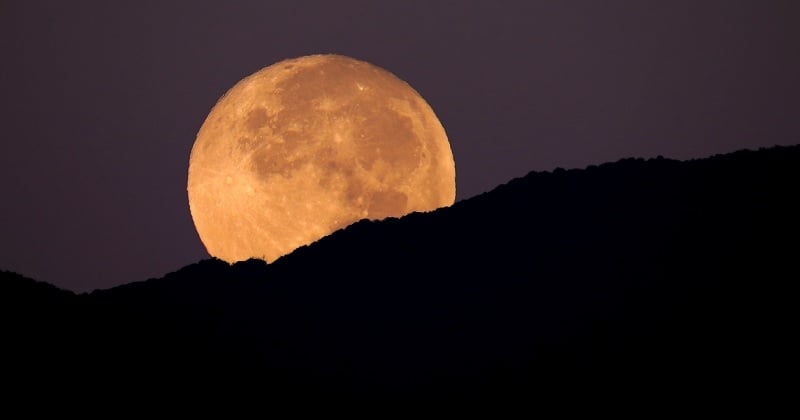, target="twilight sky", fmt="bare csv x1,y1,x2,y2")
2,0,799,291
